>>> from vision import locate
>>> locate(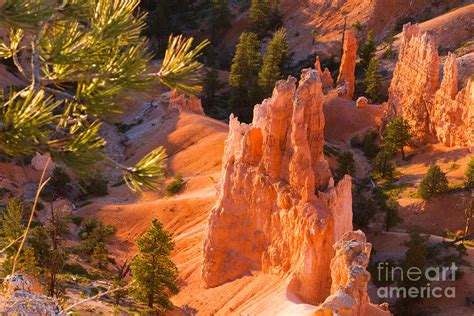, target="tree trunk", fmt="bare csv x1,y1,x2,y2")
48,272,56,297
148,293,153,308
